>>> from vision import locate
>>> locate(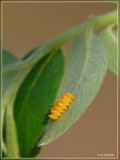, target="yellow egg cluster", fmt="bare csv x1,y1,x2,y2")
48,92,75,120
